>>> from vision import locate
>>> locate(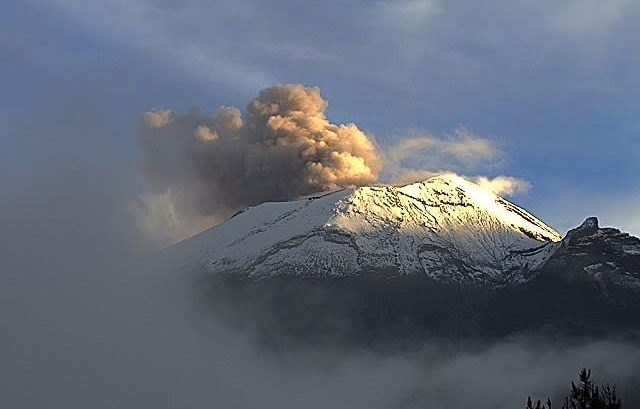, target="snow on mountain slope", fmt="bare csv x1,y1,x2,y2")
172,174,562,287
